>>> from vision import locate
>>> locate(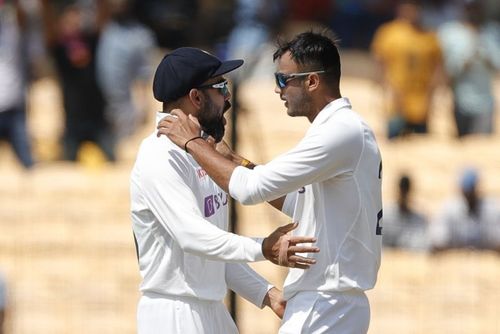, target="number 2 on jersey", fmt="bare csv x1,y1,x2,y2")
376,161,383,235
